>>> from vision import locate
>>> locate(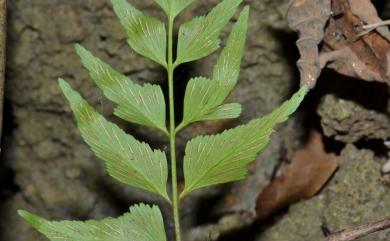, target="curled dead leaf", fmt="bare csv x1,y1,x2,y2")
321,0,390,85
287,0,390,87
